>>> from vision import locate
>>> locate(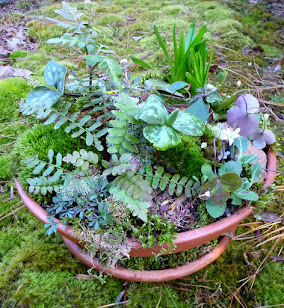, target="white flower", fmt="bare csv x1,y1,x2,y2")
201,142,207,149
120,59,128,67
204,191,211,198
237,80,242,88
220,127,240,146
